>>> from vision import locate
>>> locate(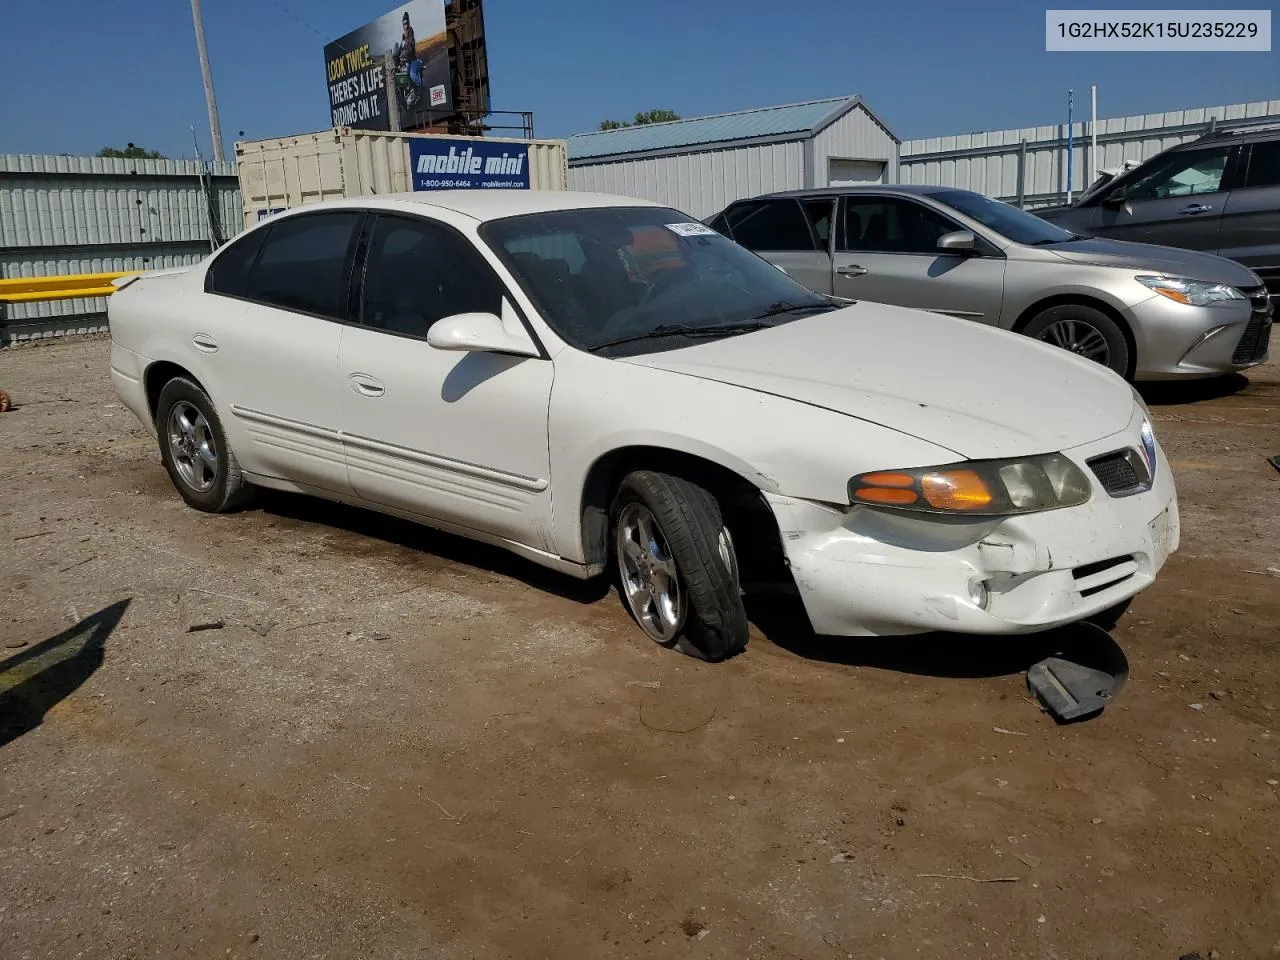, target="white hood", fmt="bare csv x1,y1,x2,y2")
620,303,1134,460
